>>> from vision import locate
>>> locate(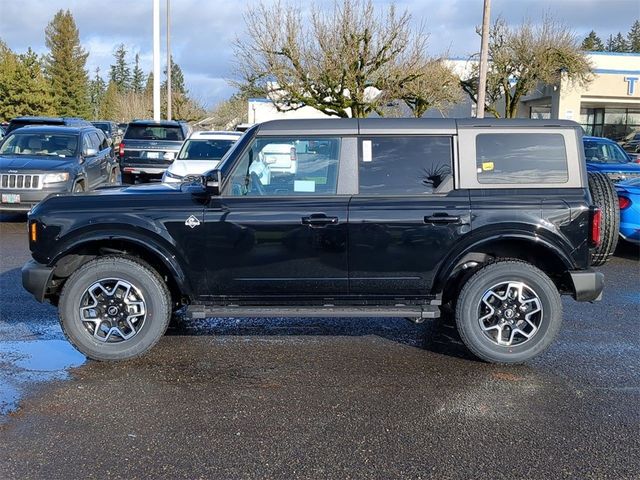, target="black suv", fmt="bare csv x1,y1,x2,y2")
22,118,604,364
6,116,92,135
0,125,118,212
118,120,190,184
